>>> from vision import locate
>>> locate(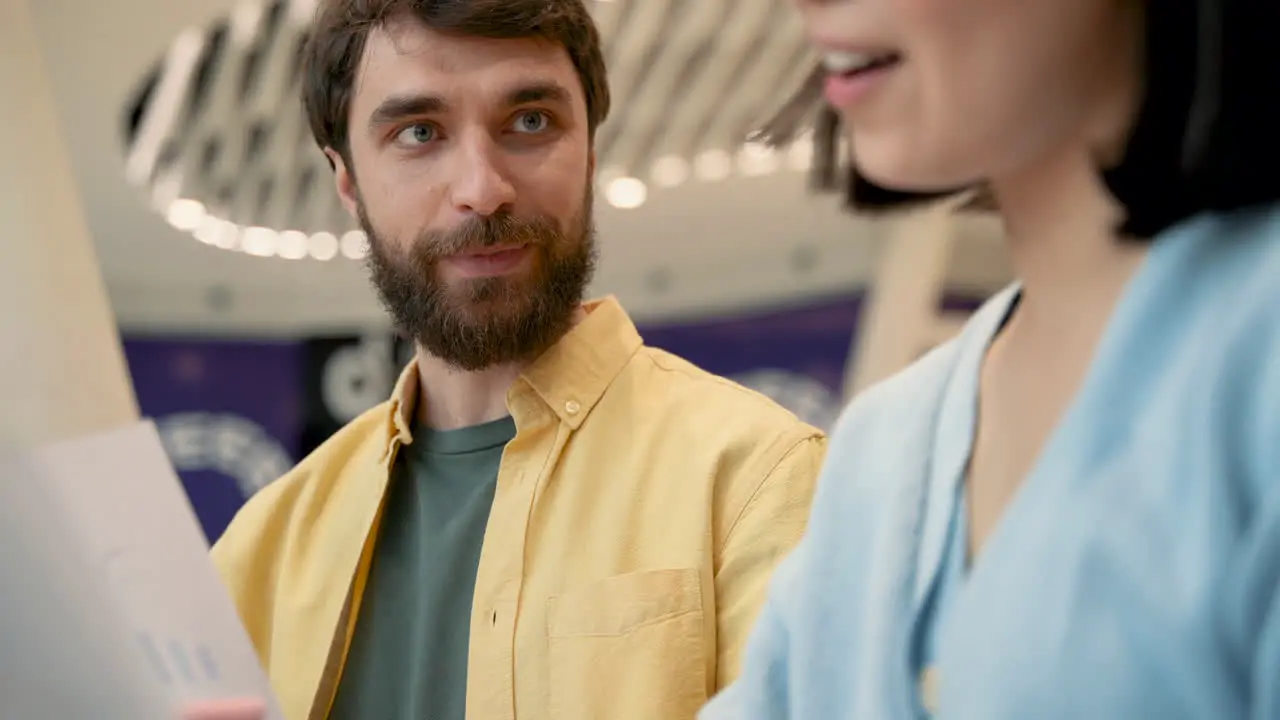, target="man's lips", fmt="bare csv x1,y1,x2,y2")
441,244,531,277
